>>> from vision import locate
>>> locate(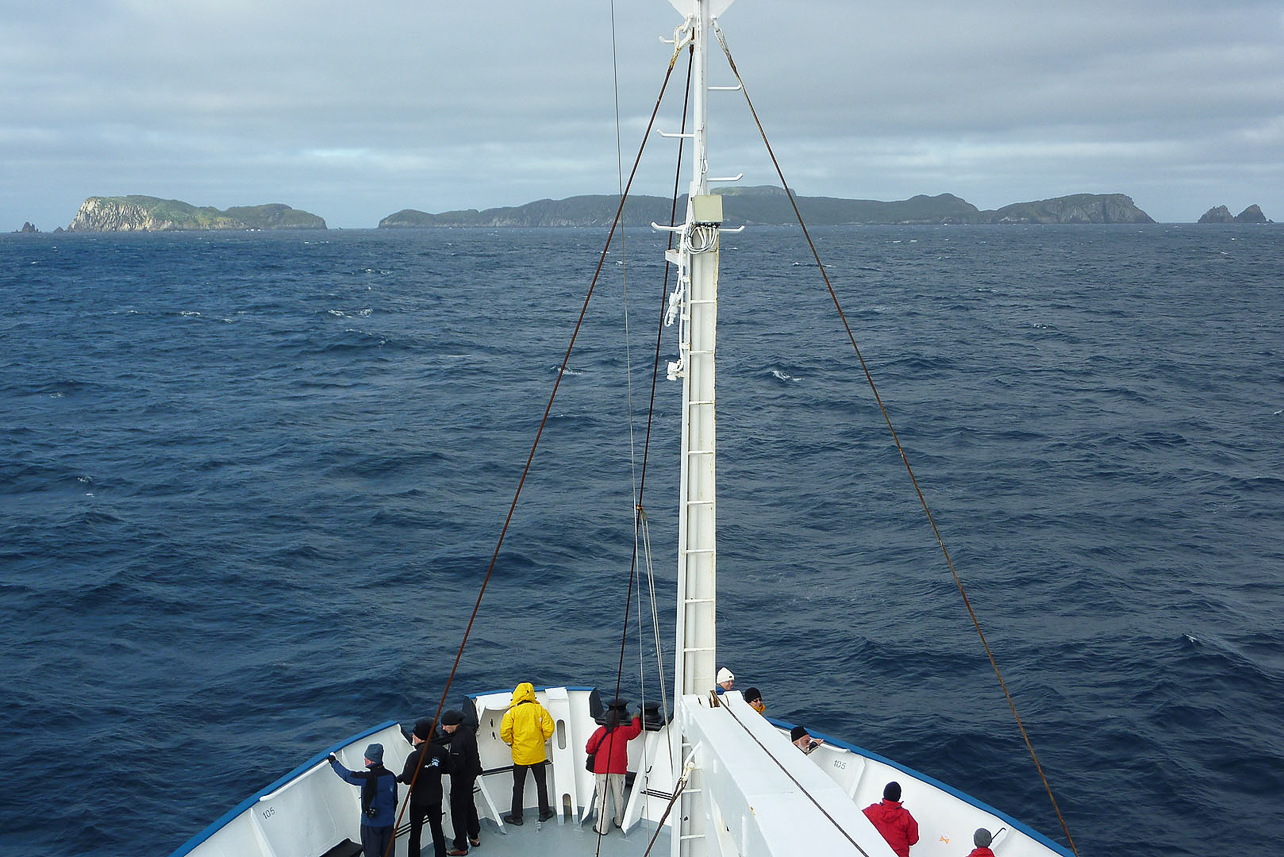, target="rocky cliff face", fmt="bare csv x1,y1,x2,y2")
71,198,159,231
1198,205,1235,223
1235,204,1268,223
68,196,326,231
70,197,222,231
381,190,1153,228
988,193,1154,224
